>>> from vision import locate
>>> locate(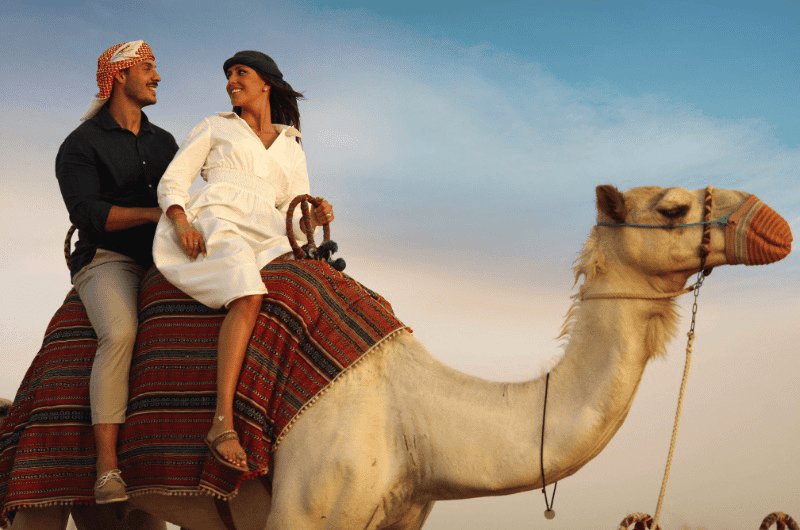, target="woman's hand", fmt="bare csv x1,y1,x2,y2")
311,200,334,228
167,206,206,260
